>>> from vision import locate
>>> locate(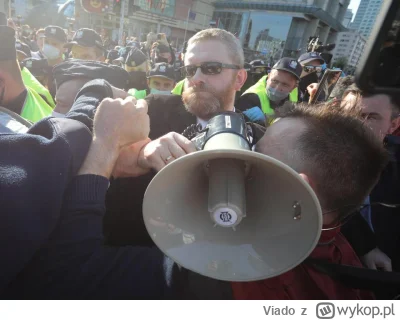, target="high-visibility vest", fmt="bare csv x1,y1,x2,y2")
20,87,53,123
21,67,55,109
242,75,298,116
128,88,147,99
171,79,185,95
